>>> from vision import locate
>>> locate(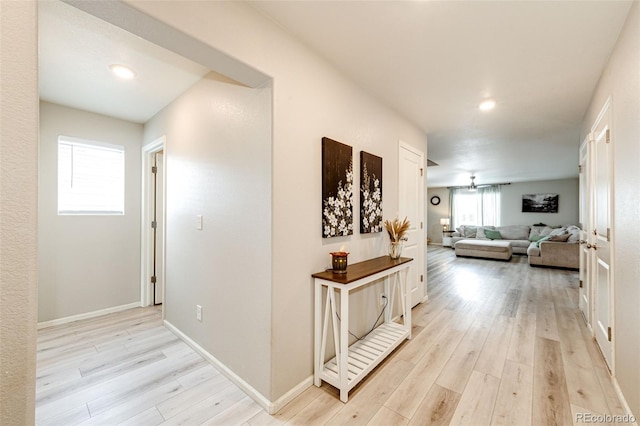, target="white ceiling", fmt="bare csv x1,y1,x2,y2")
250,1,632,187
38,1,209,124
39,1,632,187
